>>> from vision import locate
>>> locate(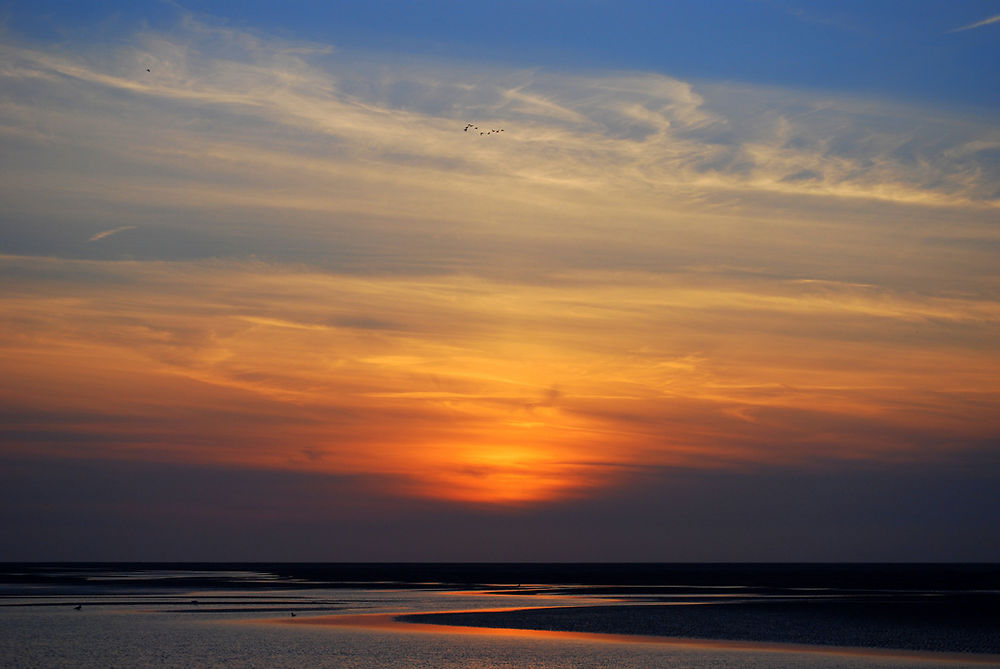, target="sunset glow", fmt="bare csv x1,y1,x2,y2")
2,1,998,560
